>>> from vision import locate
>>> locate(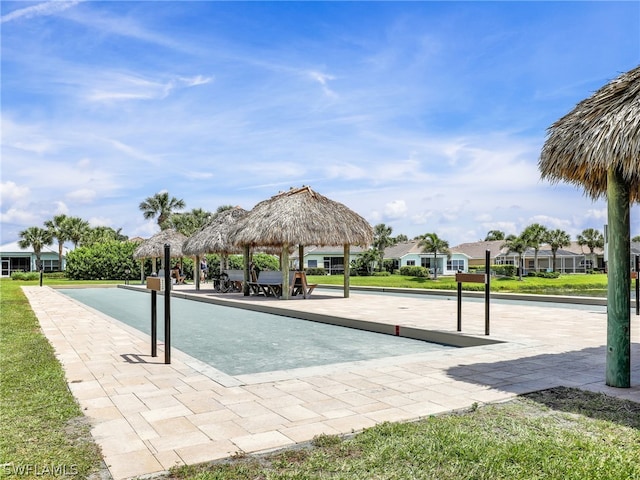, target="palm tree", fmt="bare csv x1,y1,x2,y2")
502,234,529,280
373,224,394,271
577,228,604,271
484,230,505,241
522,223,548,272
18,226,53,271
139,192,186,229
418,232,450,280
44,214,69,271
393,234,408,243
81,226,127,246
65,216,90,247
545,229,572,273
167,208,213,236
